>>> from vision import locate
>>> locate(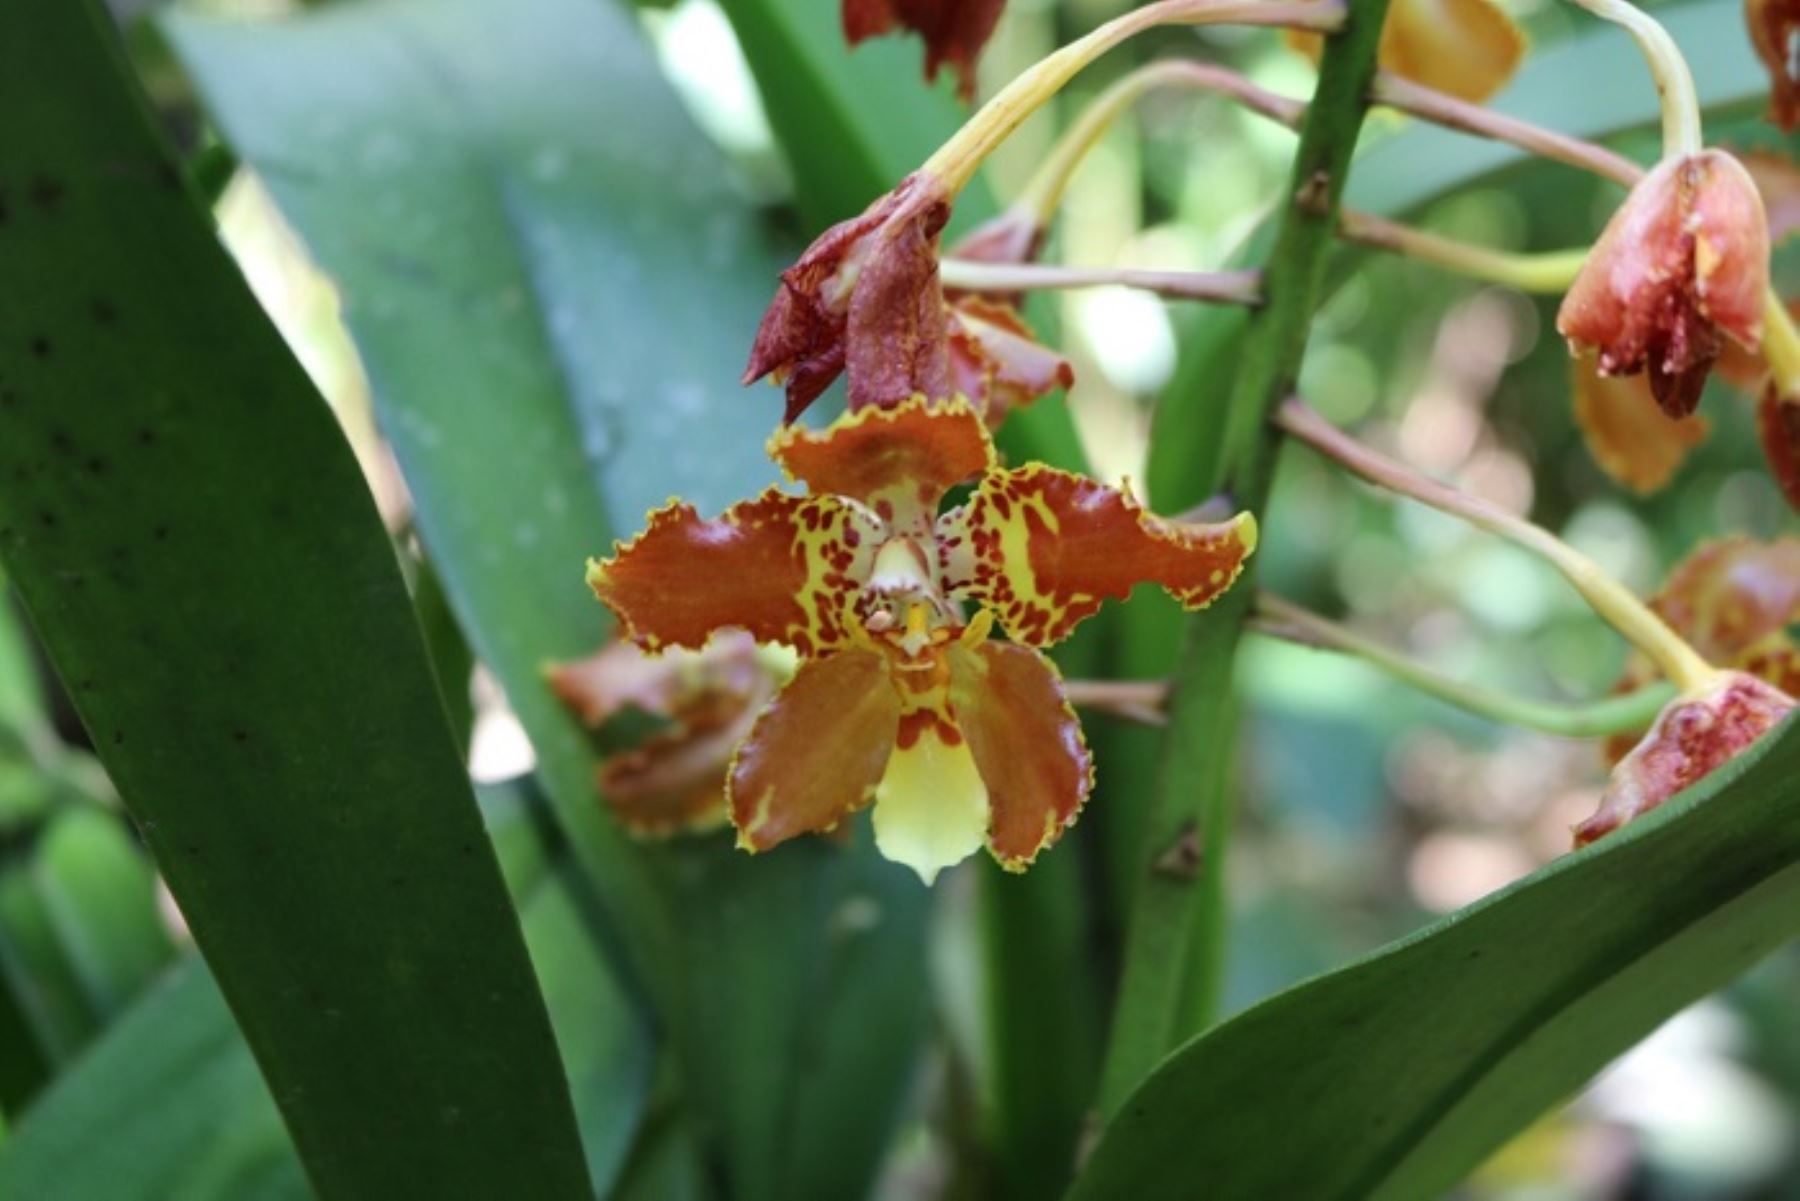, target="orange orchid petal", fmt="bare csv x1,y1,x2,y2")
588,489,879,657
729,648,900,852
1760,386,1800,510
947,640,1093,870
1652,536,1800,661
599,709,747,838
1748,0,1800,131
768,396,994,533
940,465,1257,647
546,632,762,727
1287,0,1524,103
1570,356,1709,495
947,299,1074,430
